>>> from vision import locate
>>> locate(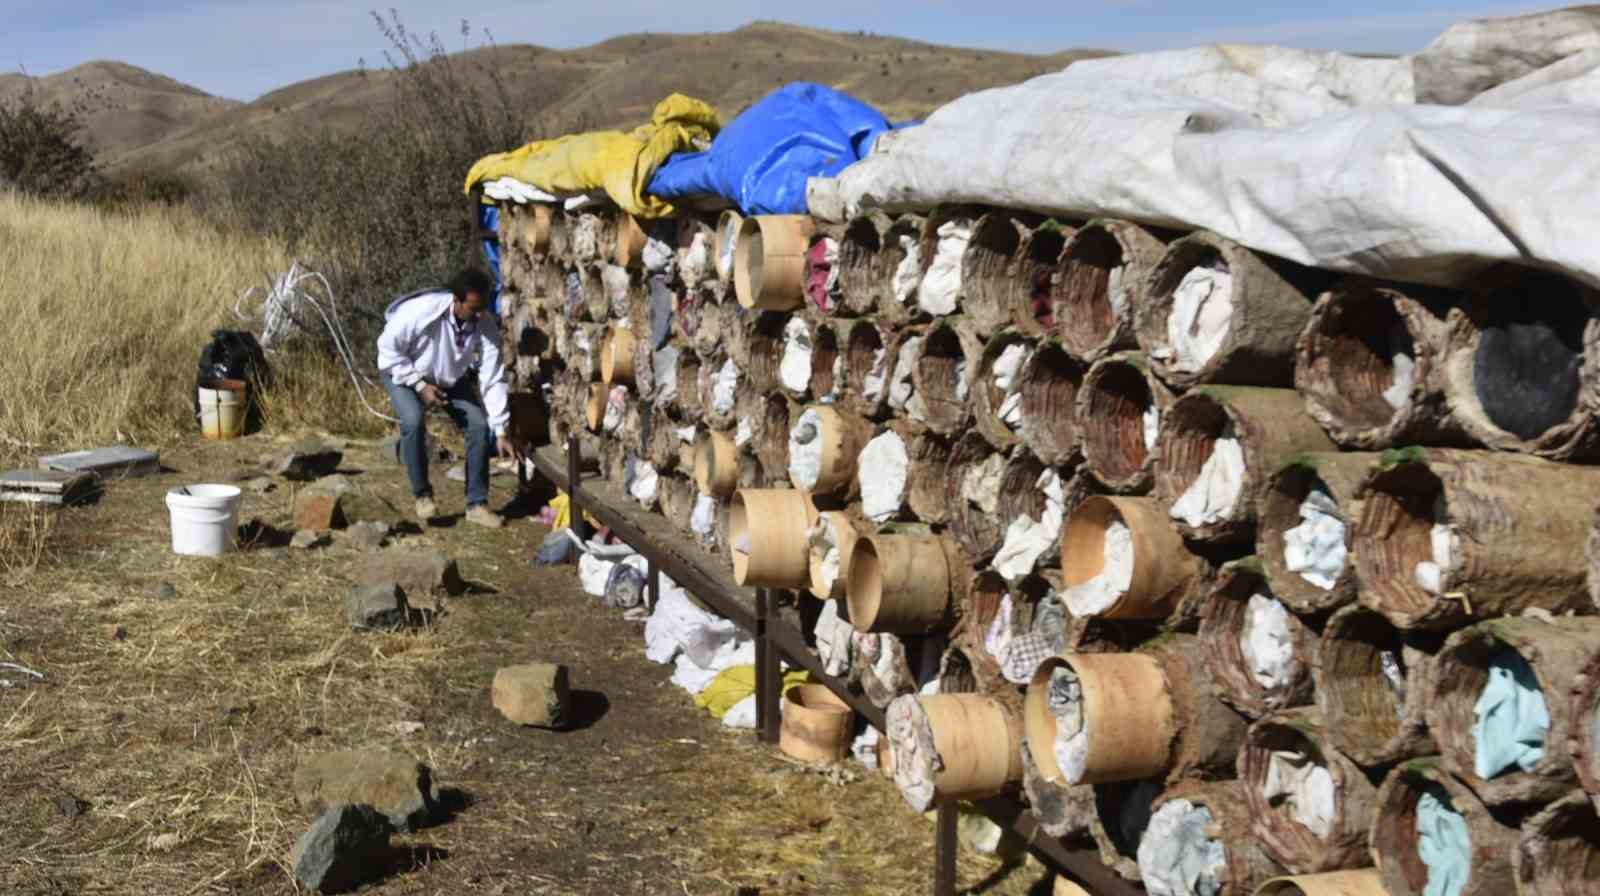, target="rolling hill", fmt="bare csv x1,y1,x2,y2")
5,22,1113,174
